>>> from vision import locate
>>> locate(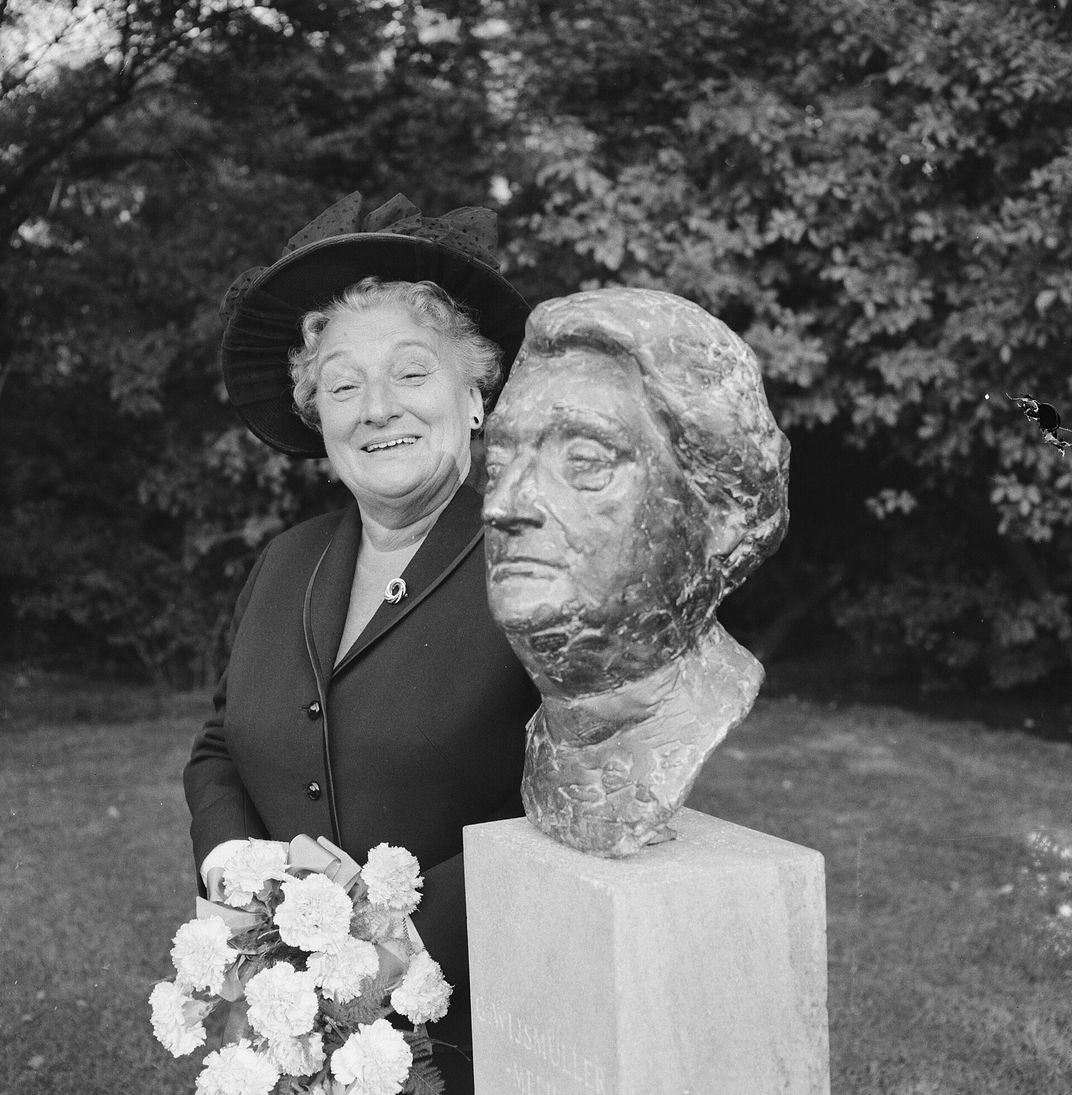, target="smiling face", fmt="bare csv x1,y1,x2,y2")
483,348,702,694
313,304,483,527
